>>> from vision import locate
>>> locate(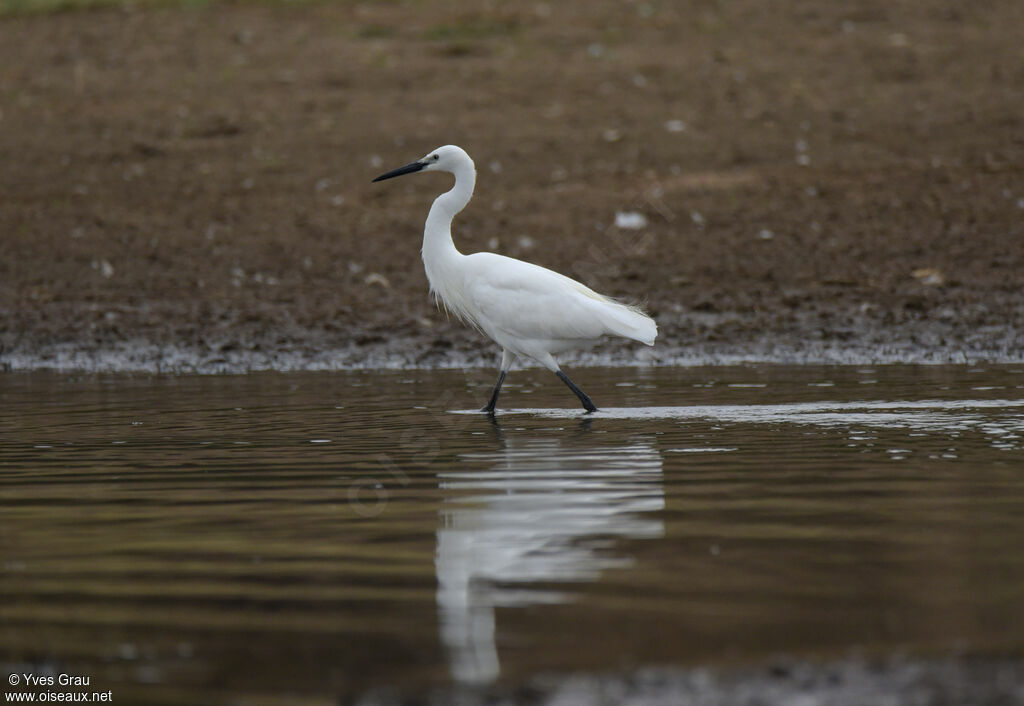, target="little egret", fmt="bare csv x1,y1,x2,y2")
372,145,657,413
